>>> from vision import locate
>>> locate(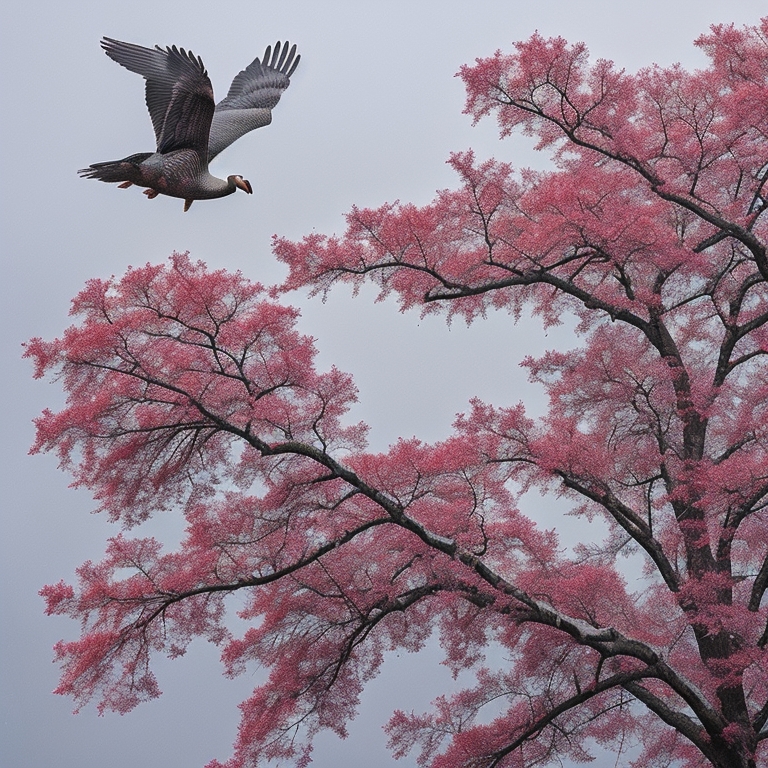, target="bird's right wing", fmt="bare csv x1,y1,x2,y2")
208,41,300,162
101,38,215,157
